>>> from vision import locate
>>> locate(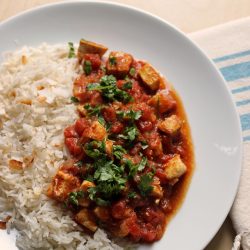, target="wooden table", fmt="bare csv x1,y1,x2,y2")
1,0,249,249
